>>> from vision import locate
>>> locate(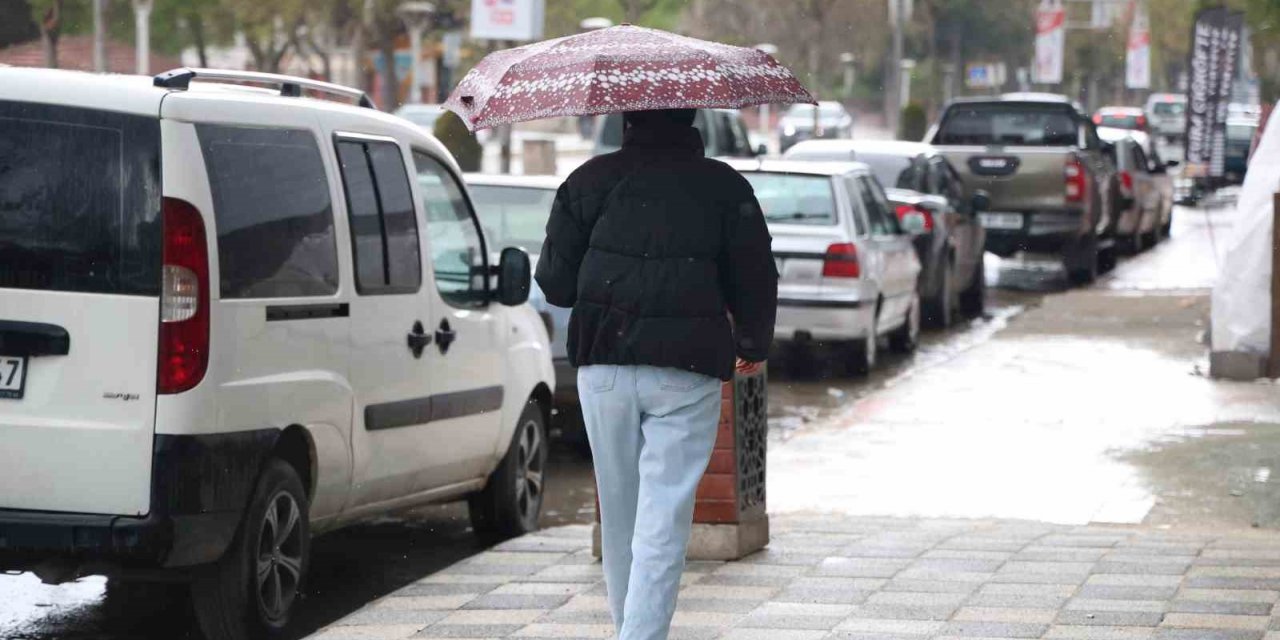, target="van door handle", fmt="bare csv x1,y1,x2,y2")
407,321,431,359
435,319,456,355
